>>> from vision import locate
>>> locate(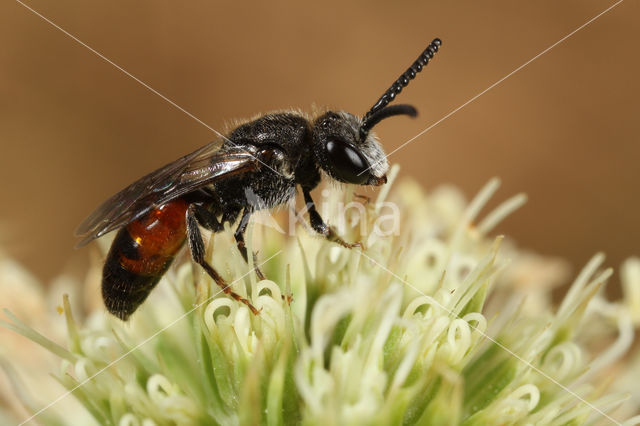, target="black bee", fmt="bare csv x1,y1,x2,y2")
76,38,442,320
